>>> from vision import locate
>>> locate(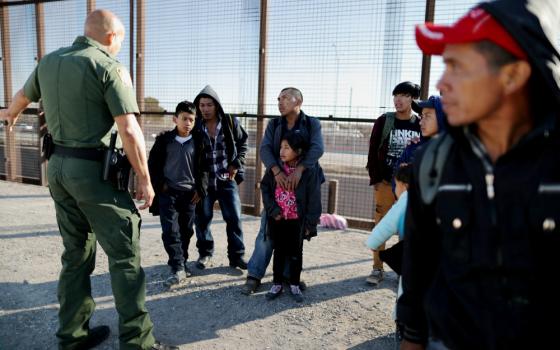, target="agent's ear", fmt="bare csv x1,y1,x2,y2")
297,148,303,155
501,60,531,96
102,31,116,46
